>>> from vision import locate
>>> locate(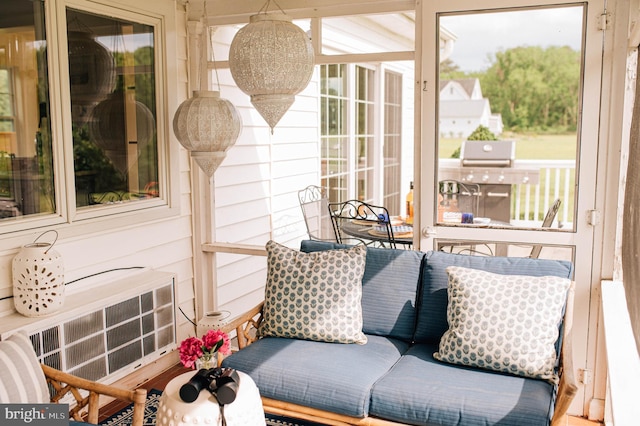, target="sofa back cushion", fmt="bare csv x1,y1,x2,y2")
414,250,574,343
301,240,424,342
